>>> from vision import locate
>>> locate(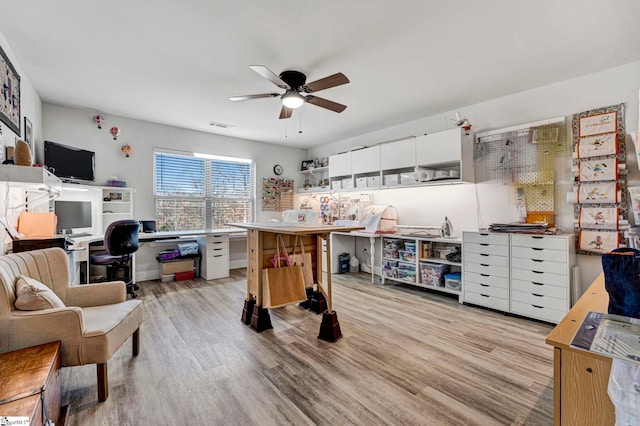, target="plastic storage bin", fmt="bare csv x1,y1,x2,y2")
444,272,462,291
403,242,417,253
338,253,350,273
399,250,416,262
608,359,640,426
384,248,400,259
420,262,450,287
